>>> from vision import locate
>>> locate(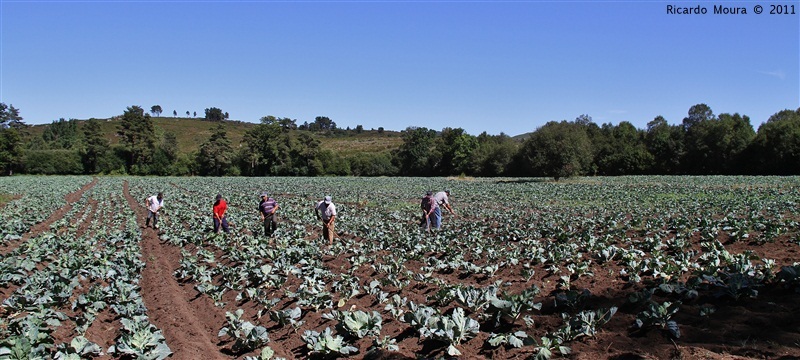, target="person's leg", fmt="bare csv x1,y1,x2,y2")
153,212,159,229
263,218,269,237
328,220,335,245
213,218,220,233
269,214,277,236
322,221,329,242
221,217,229,233
146,211,152,227
433,207,442,229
